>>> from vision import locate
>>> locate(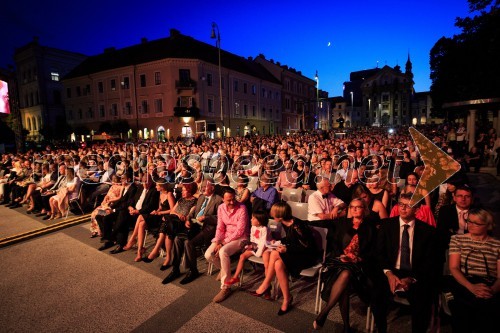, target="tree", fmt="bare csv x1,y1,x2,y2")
430,0,500,117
